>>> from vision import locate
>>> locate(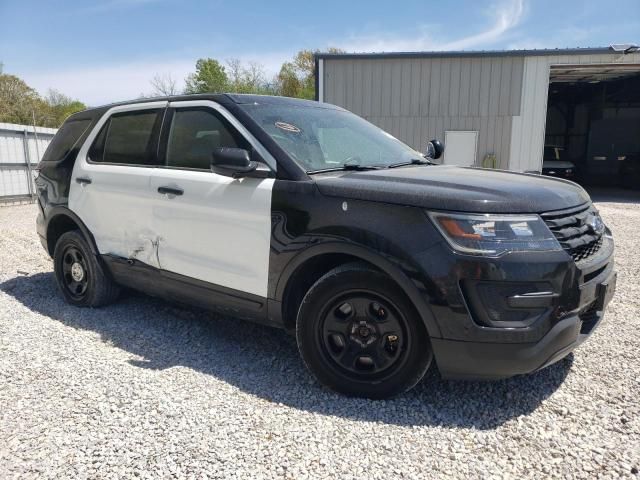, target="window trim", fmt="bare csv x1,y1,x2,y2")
160,100,277,172
79,101,169,169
